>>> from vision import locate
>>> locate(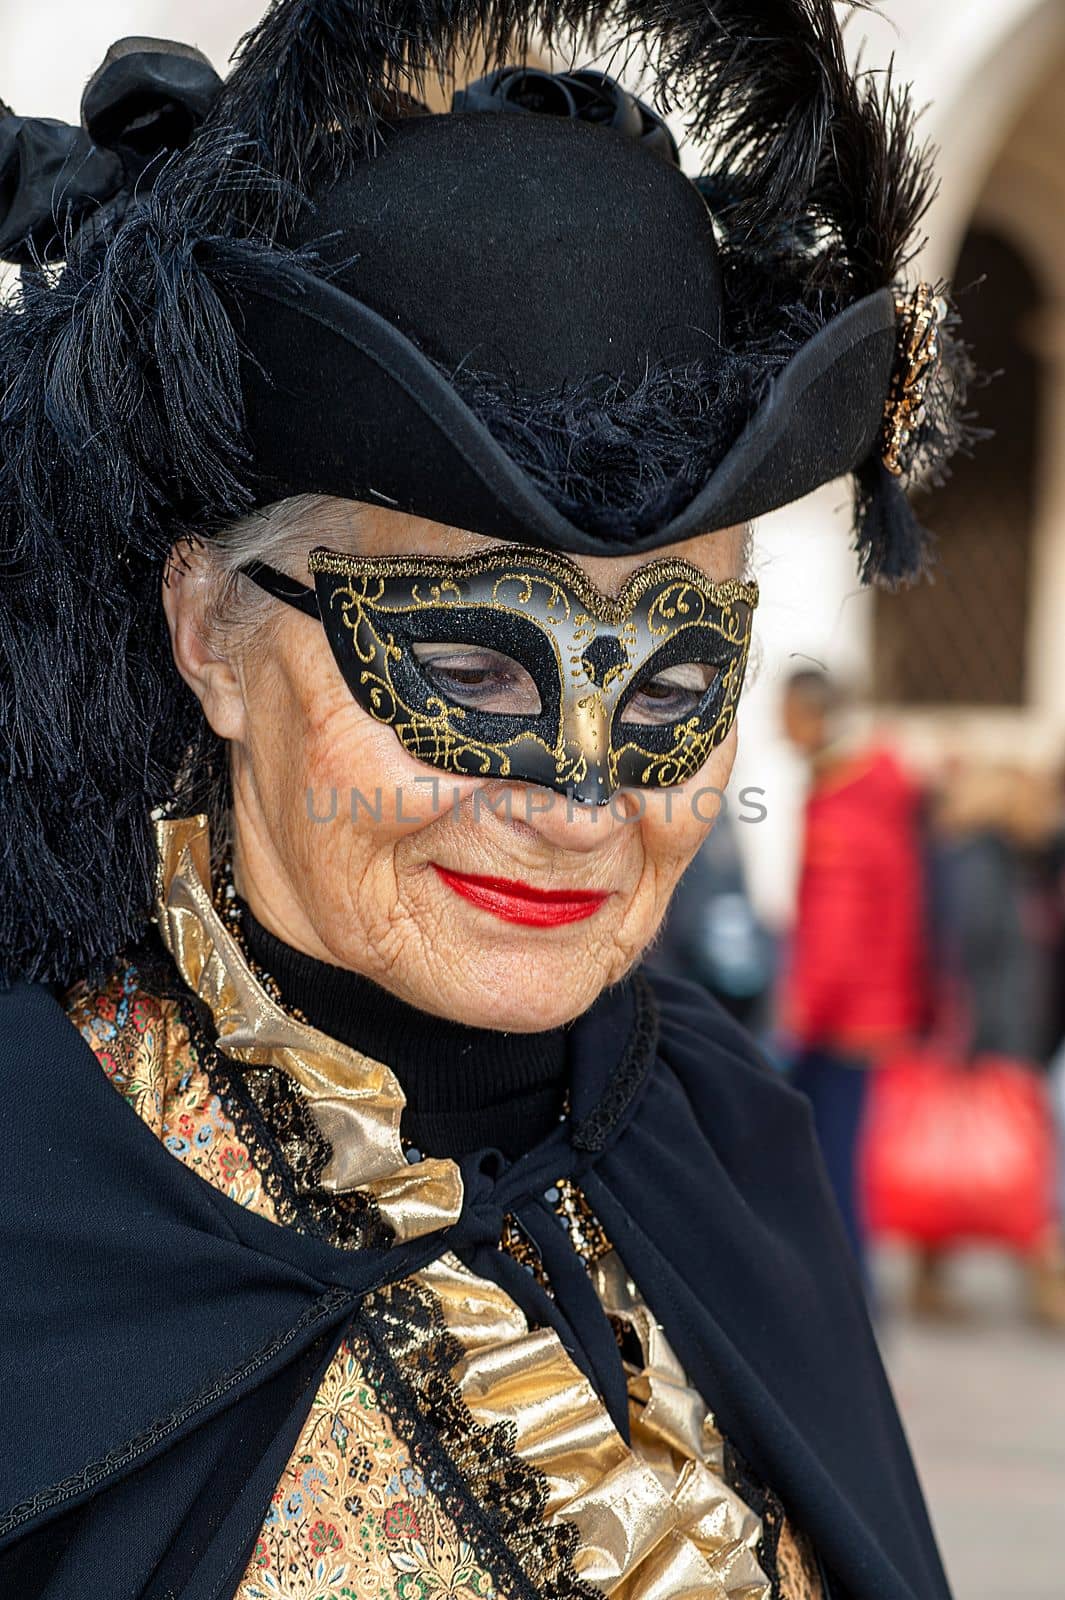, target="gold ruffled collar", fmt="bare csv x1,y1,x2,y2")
152,813,464,1243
